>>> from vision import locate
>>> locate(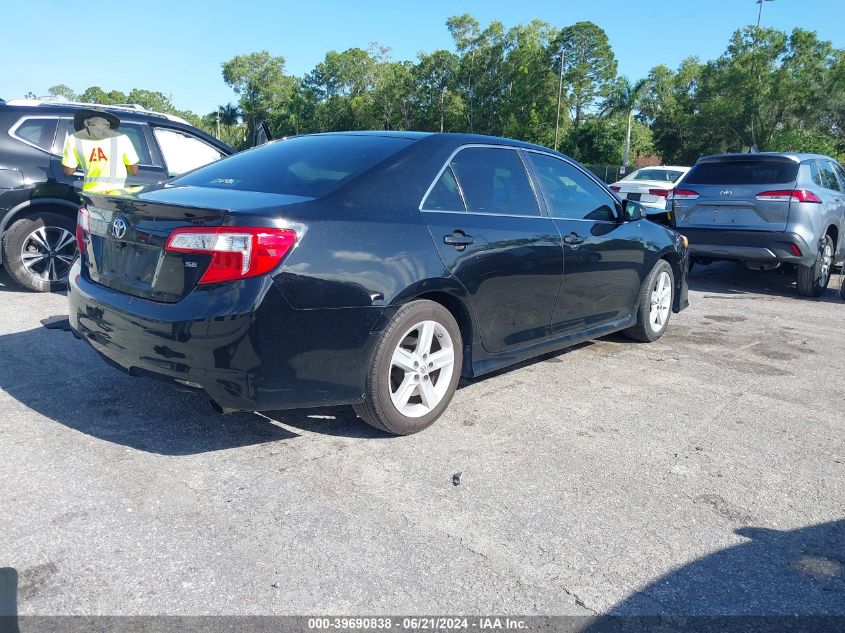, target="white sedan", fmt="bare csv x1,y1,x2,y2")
610,166,690,210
